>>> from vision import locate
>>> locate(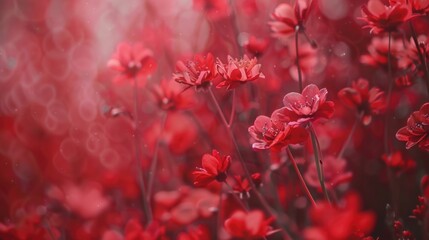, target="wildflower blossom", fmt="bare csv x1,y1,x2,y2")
173,53,217,91
360,0,412,34
269,0,313,40
107,42,156,85
274,84,335,126
396,102,429,151
338,79,386,125
216,55,265,90
192,150,231,186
